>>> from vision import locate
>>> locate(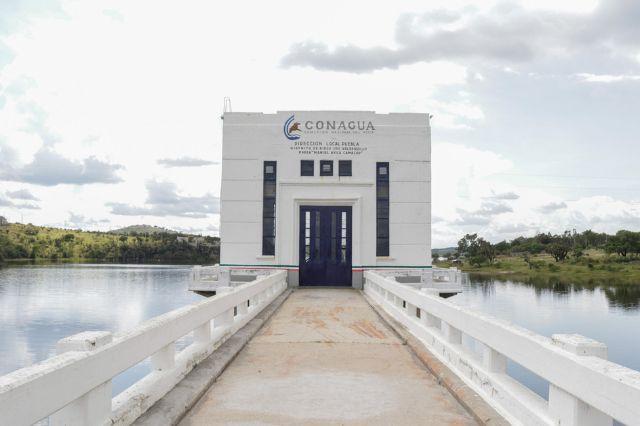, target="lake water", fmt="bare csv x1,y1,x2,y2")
1,264,639,402
0,263,201,395
449,274,640,400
